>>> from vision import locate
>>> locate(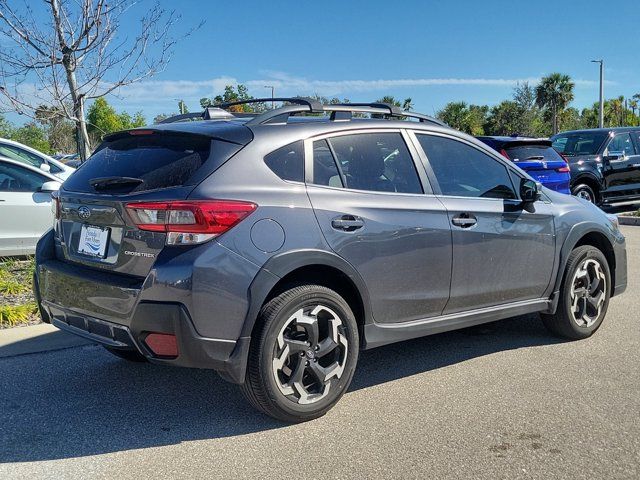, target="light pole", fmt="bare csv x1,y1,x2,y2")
264,85,275,109
173,98,185,114
591,59,604,128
